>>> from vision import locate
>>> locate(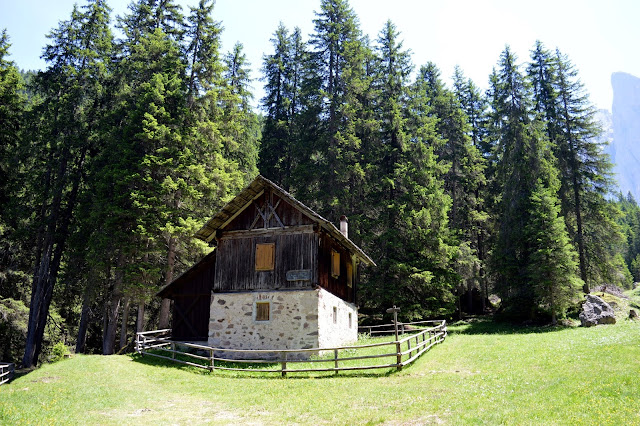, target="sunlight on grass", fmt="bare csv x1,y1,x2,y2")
1,320,639,424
